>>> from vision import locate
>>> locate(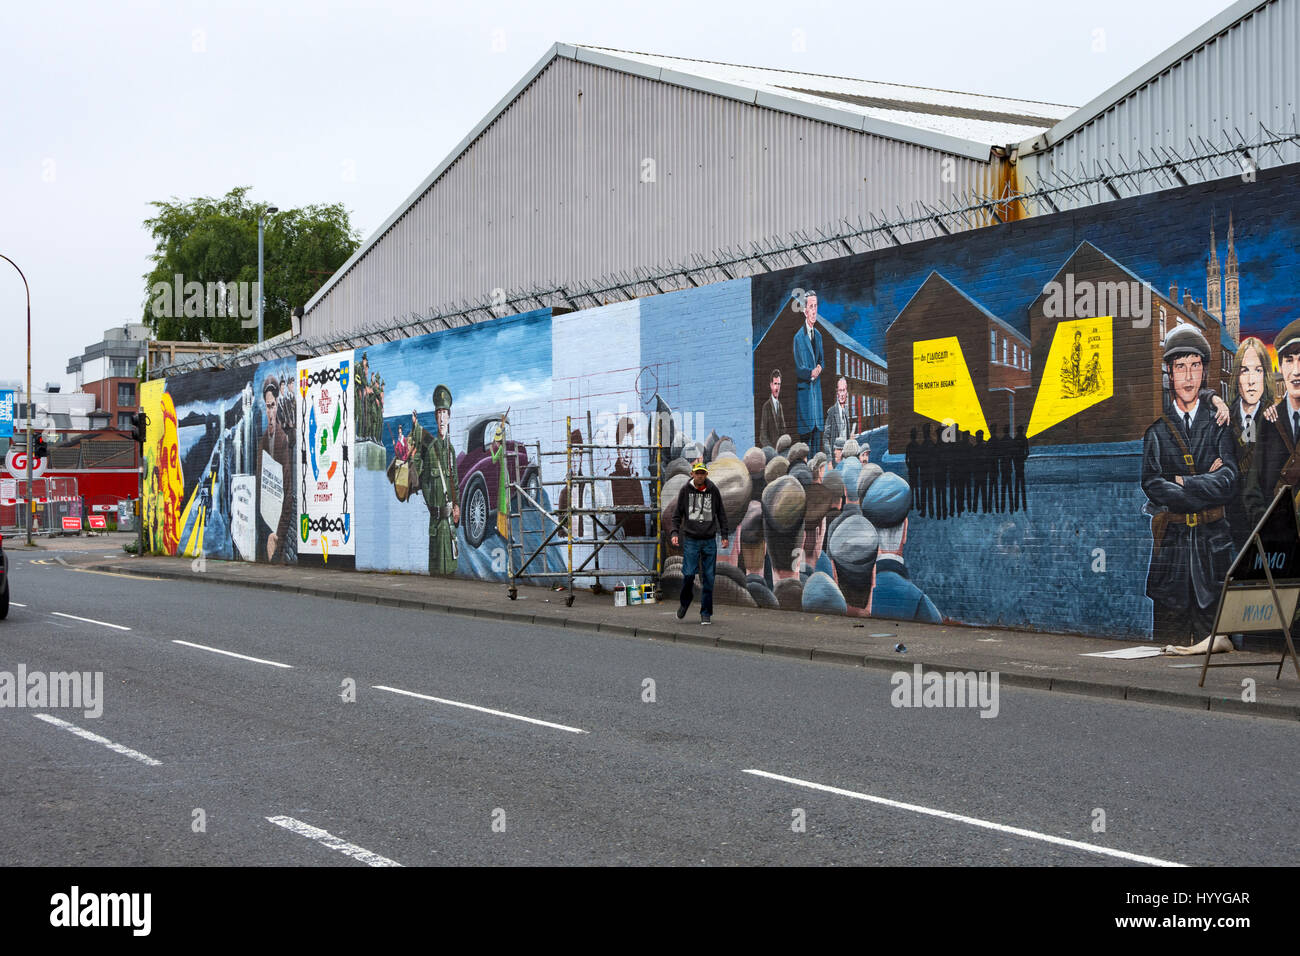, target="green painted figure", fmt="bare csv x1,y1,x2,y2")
355,352,371,439
411,384,459,575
